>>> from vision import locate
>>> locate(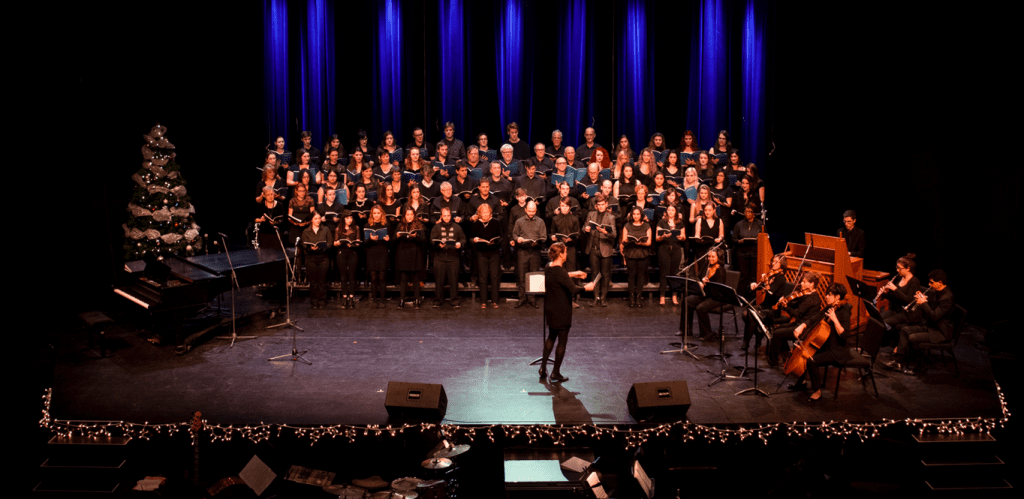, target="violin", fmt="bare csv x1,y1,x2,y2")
783,300,845,376
704,262,720,283
772,287,812,311
754,267,784,292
